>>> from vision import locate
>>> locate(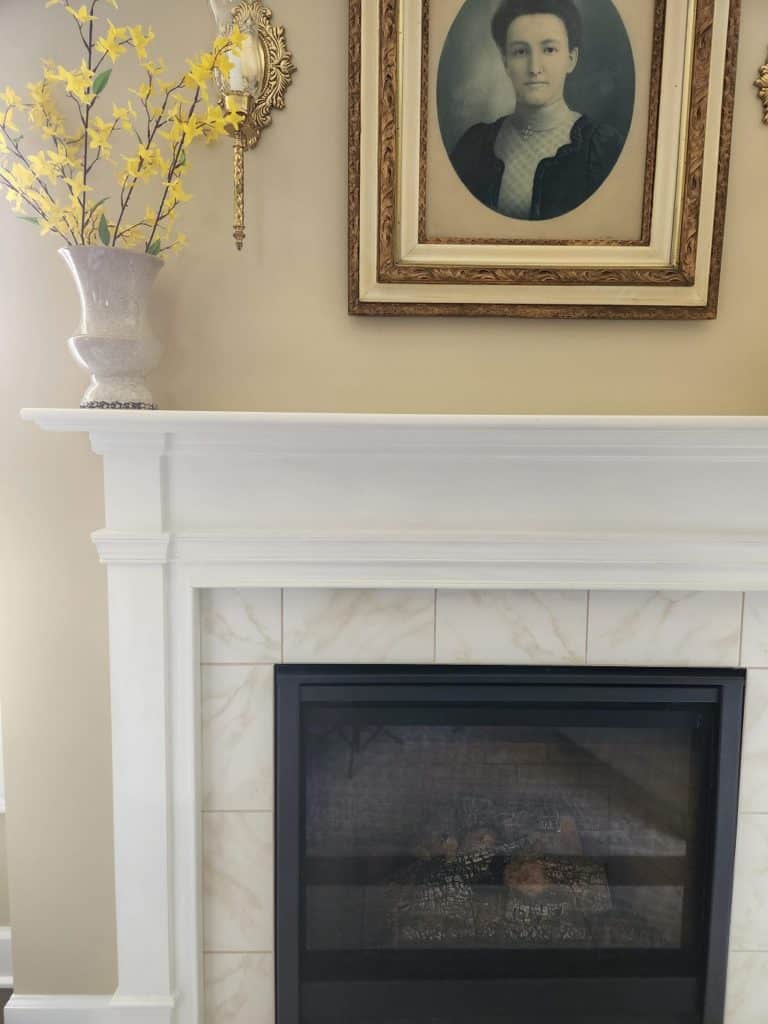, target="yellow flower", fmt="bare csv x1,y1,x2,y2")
1,86,23,107
51,61,94,104
9,163,36,190
167,178,192,205
140,59,166,77
27,79,47,105
201,104,230,142
3,107,19,132
88,115,114,153
66,5,95,25
128,26,155,61
130,81,152,102
112,101,135,131
68,174,92,199
184,53,216,97
6,189,25,215
28,150,57,181
96,23,128,63
45,0,63,7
